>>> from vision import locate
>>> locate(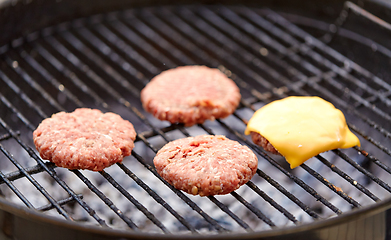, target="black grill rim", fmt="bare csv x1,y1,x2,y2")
0,195,389,239
1,0,391,238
